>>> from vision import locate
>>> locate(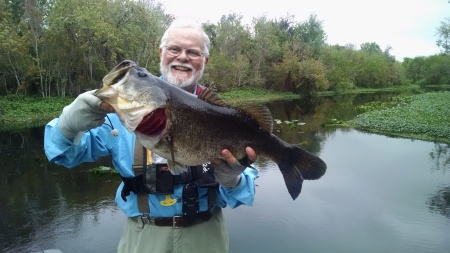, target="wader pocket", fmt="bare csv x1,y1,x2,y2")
143,164,174,195
193,164,219,188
